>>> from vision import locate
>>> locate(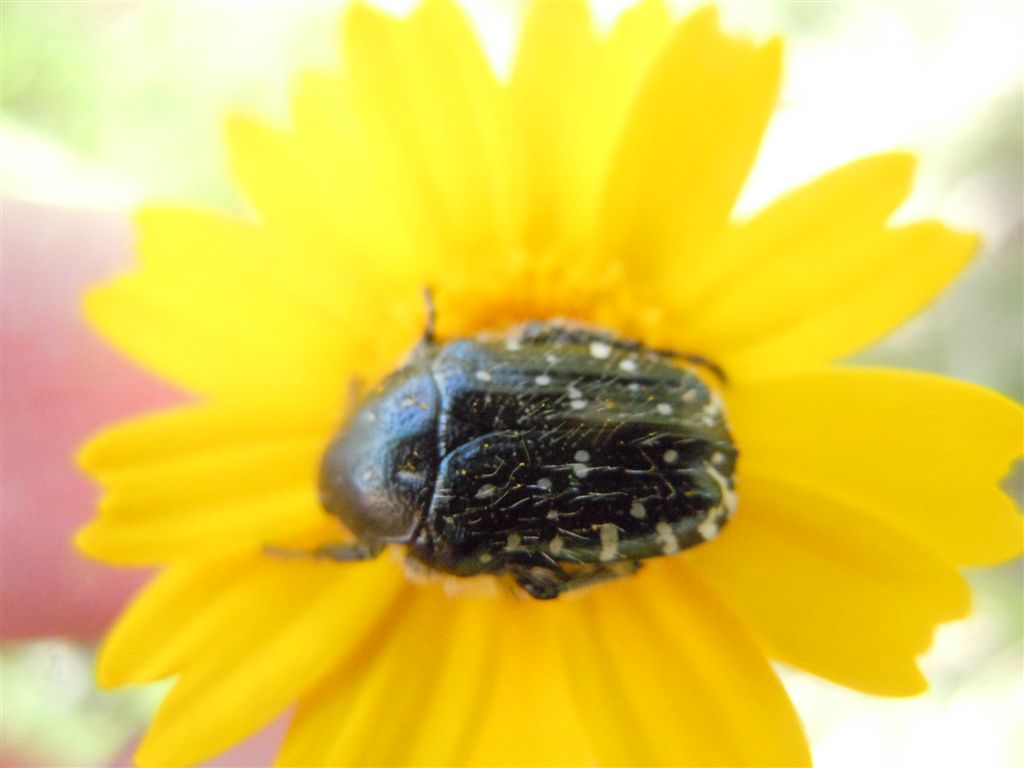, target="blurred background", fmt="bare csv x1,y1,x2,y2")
2,0,1021,766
